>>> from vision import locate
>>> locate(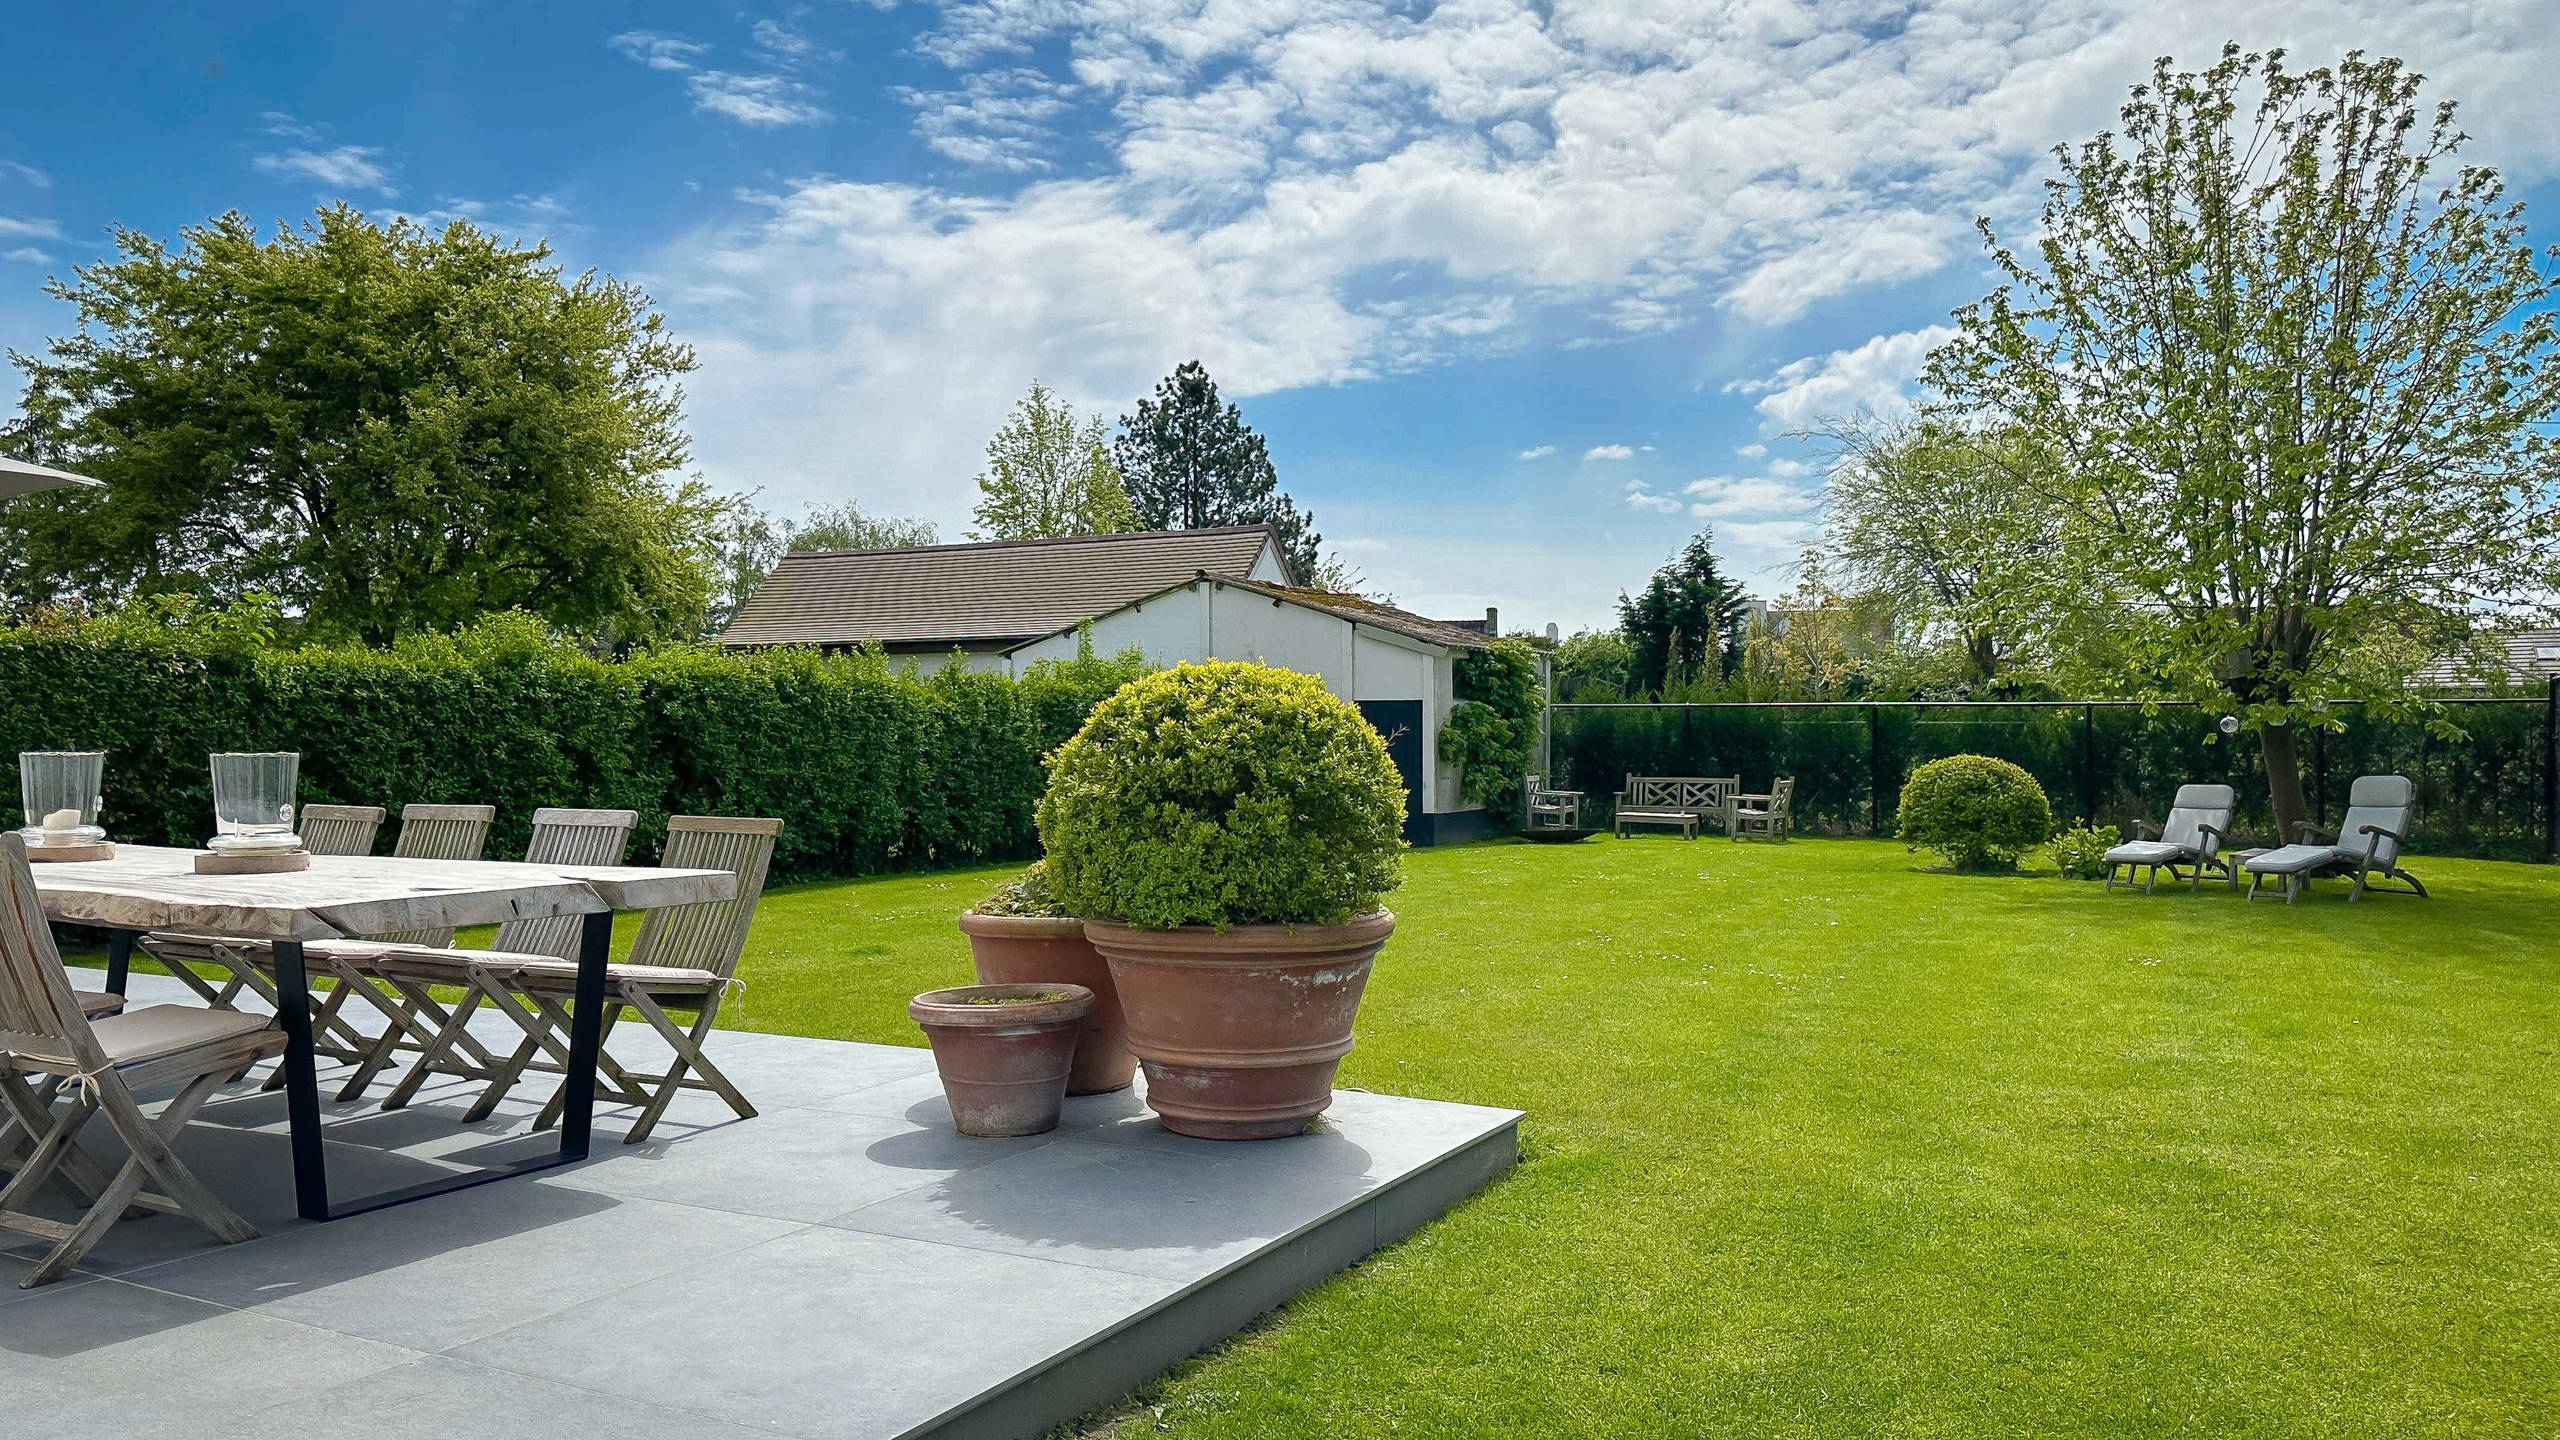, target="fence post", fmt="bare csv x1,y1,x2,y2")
2547,676,2558,862
2080,704,2097,824
1868,703,1885,837
2313,724,2329,832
